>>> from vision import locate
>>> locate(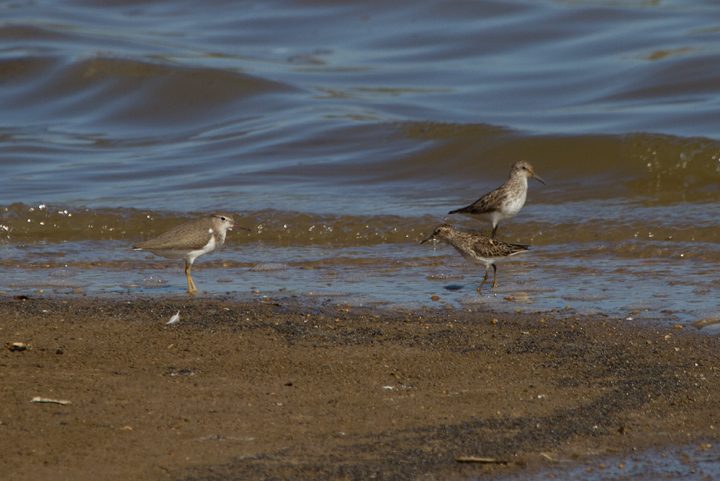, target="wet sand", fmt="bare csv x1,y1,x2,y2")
1,296,719,480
